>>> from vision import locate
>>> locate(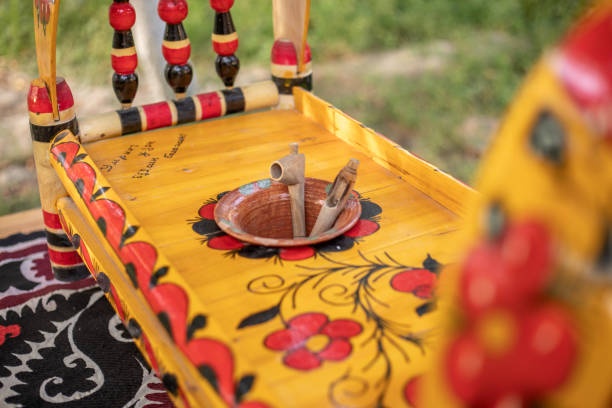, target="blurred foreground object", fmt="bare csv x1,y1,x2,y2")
421,1,612,407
